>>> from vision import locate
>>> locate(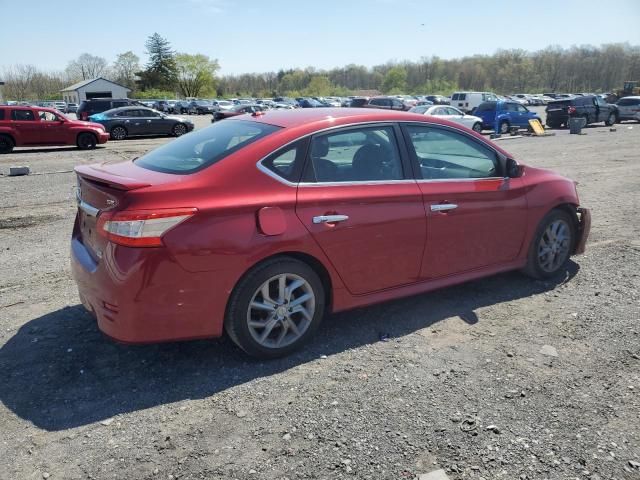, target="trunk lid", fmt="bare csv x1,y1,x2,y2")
74,161,175,259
